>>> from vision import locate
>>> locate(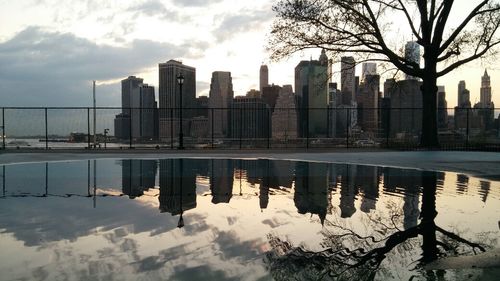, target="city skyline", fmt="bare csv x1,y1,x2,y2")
0,0,499,109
